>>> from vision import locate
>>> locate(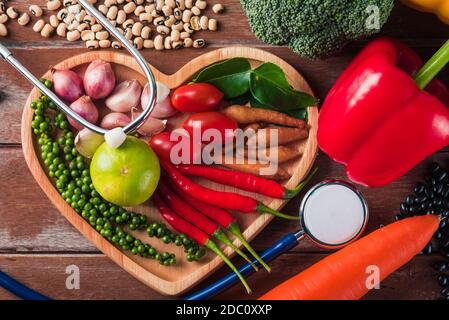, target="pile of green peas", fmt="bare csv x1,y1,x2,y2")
31,78,205,265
